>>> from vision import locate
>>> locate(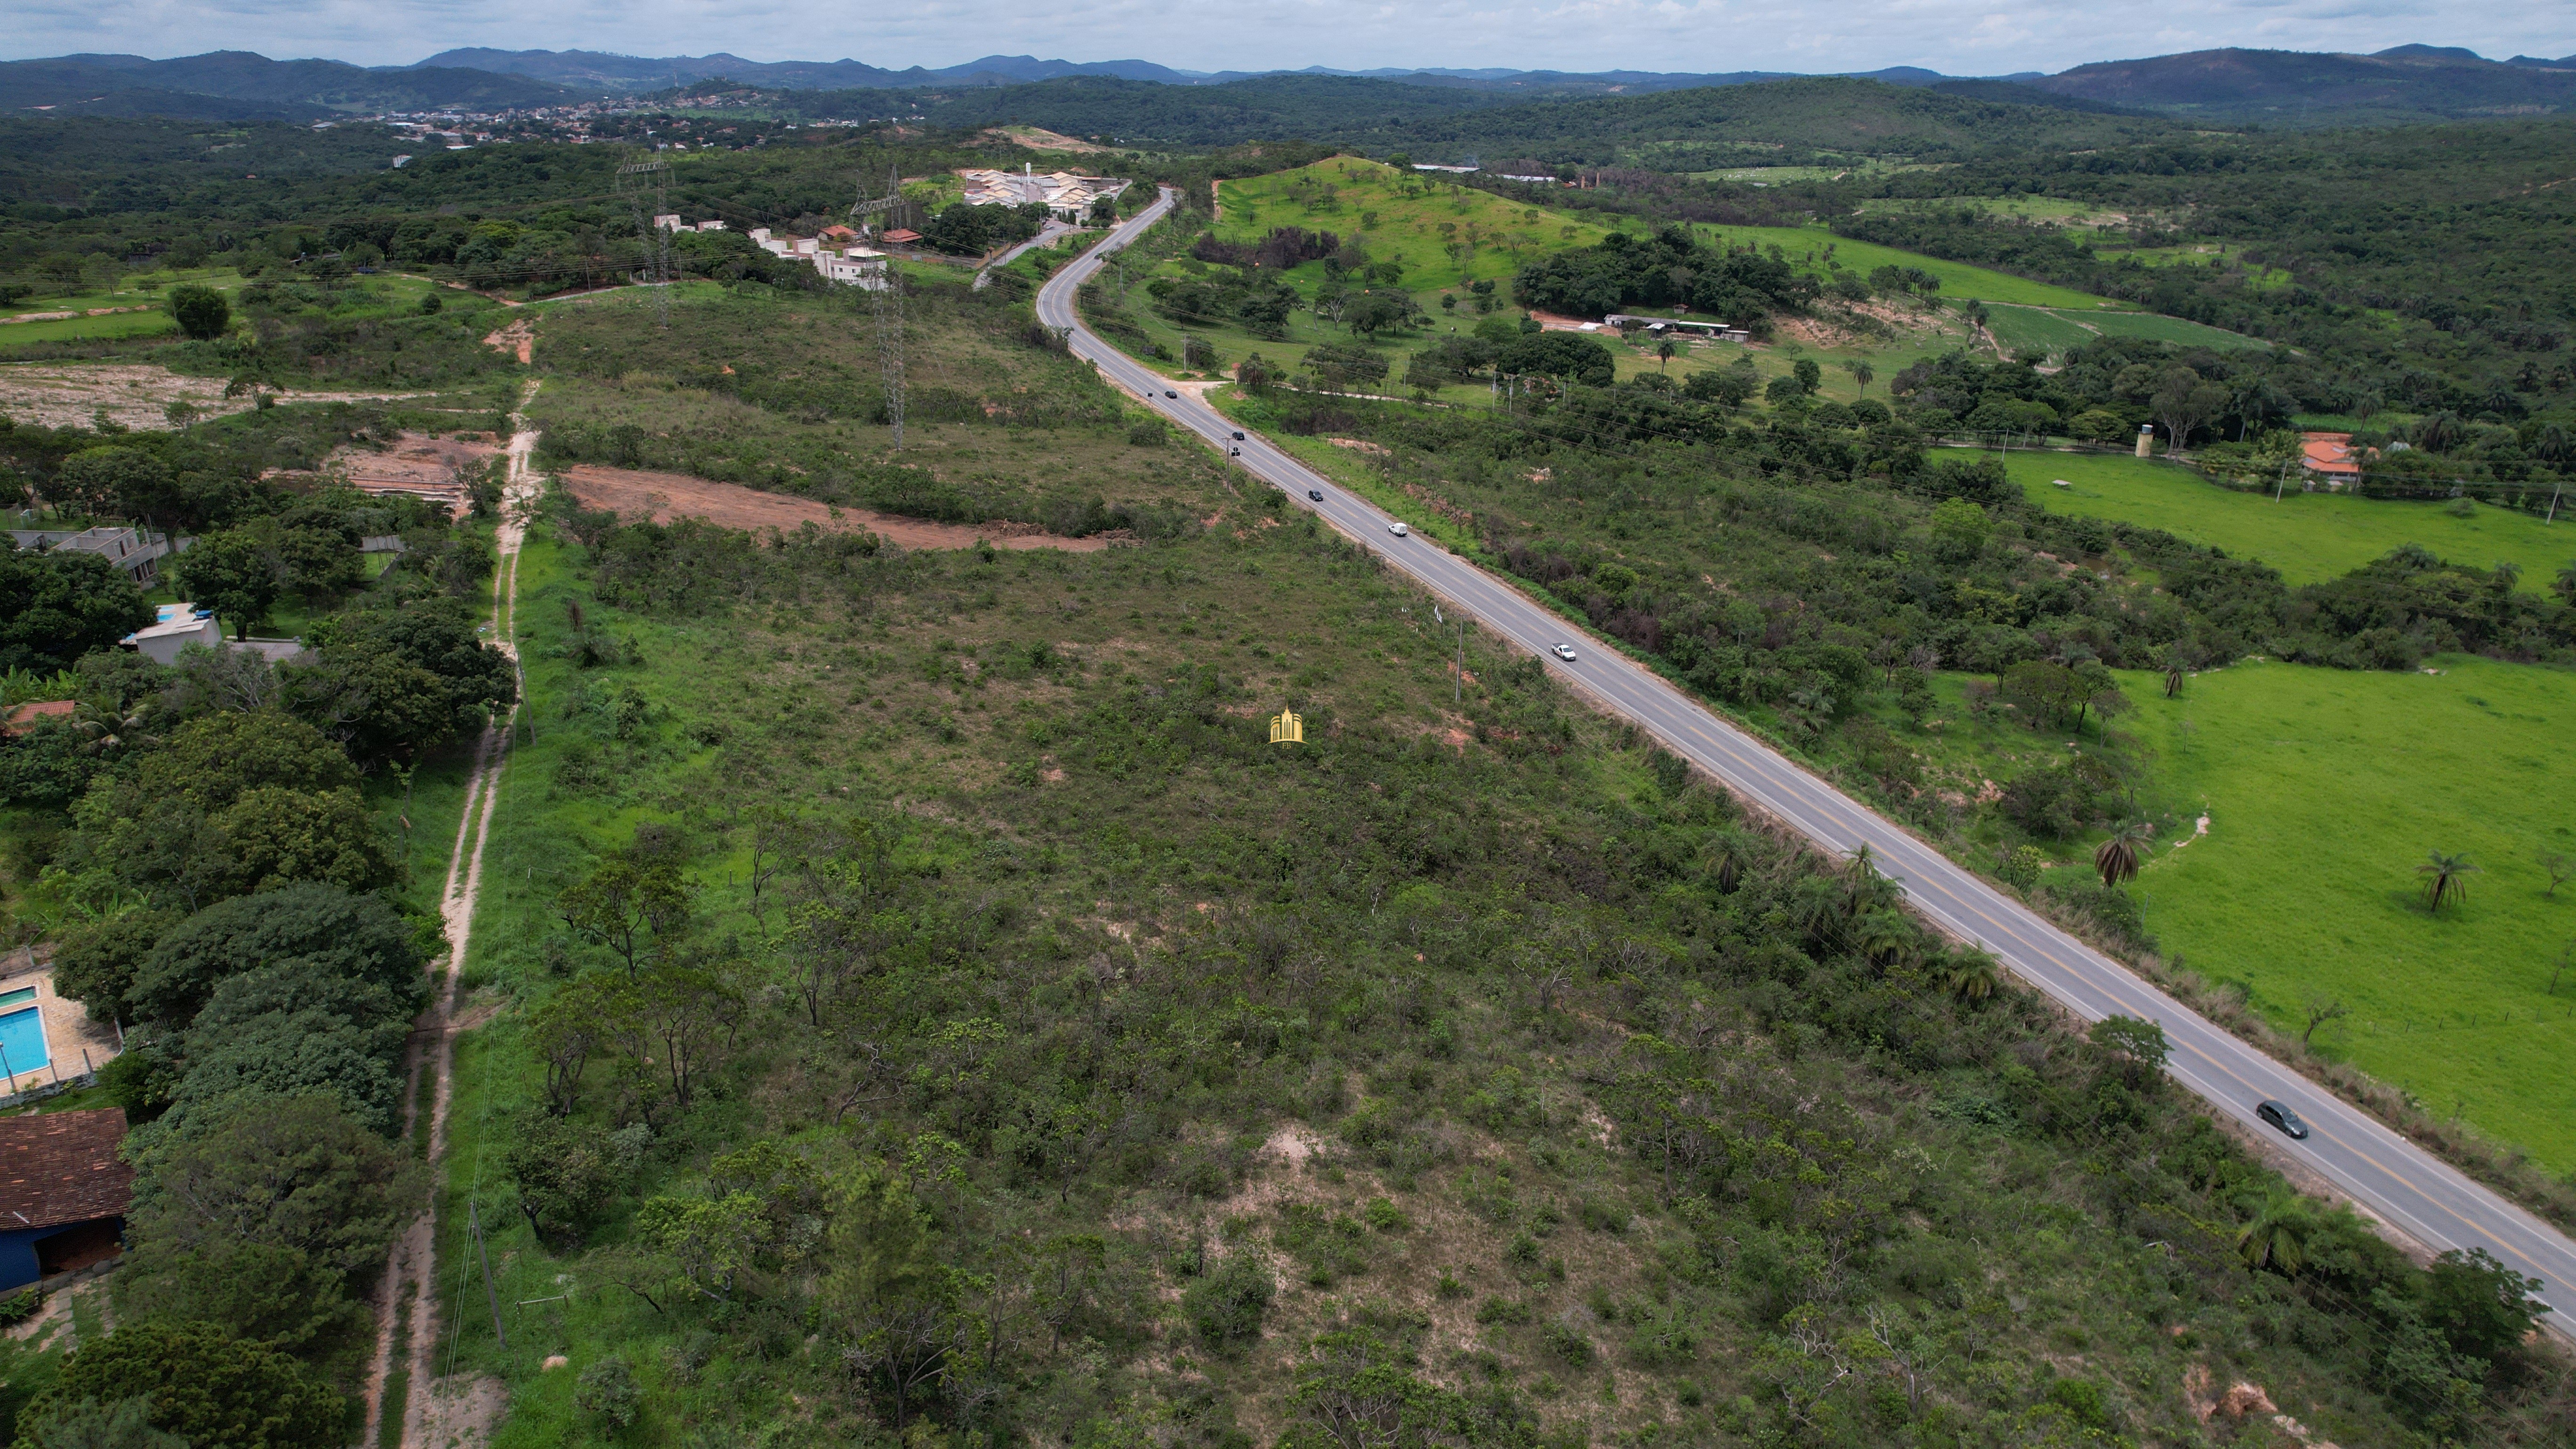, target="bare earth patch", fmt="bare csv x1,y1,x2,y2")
981,125,1113,153
559,464,1114,552
481,319,534,364
416,1373,508,1449
0,363,428,431
322,431,507,496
